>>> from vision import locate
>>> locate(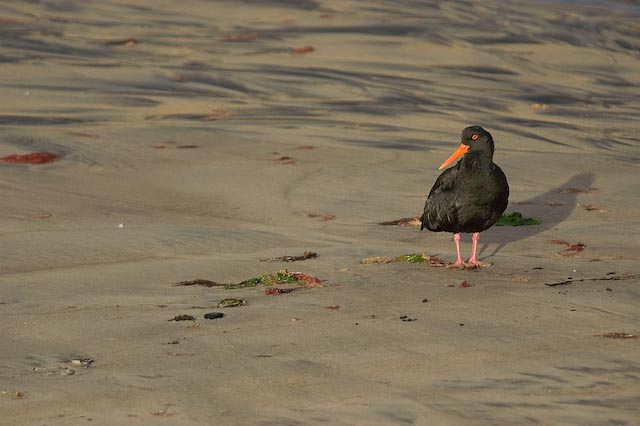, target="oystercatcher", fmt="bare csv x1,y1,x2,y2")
421,126,509,266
